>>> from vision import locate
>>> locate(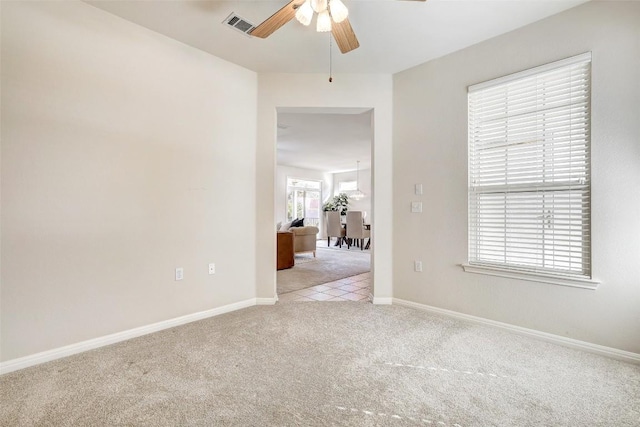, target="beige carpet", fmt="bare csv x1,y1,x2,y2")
1,303,639,426
277,245,370,294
